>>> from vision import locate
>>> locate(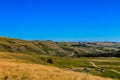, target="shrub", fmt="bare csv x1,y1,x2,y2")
47,58,53,64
